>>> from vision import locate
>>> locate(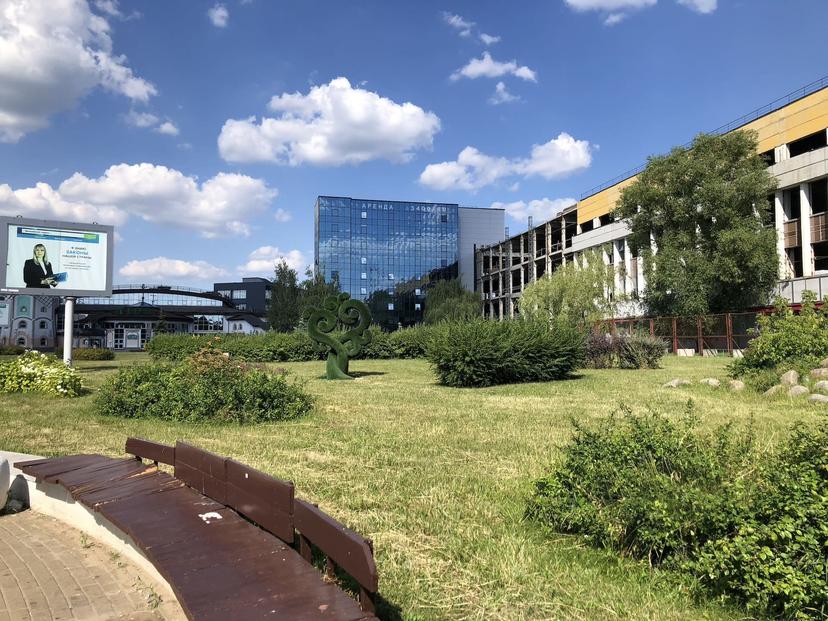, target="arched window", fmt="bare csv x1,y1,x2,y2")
40,338,47,346
16,337,25,346
39,320,47,329
17,320,27,329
